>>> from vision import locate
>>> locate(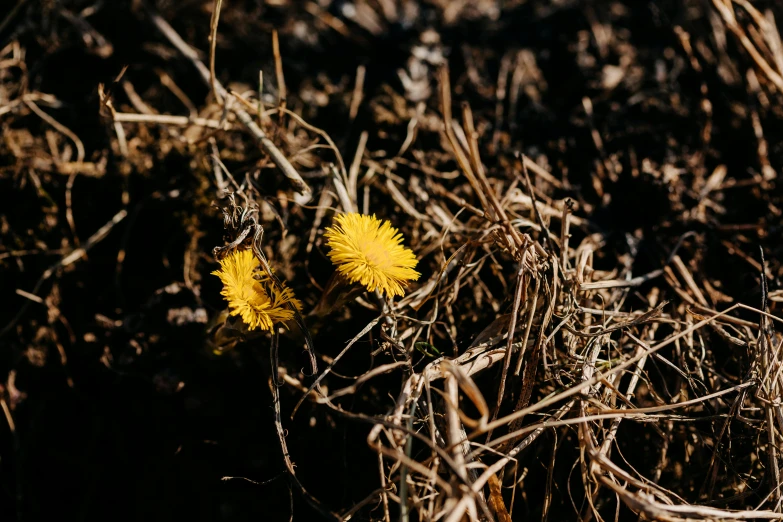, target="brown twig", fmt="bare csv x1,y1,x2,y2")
147,10,311,194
